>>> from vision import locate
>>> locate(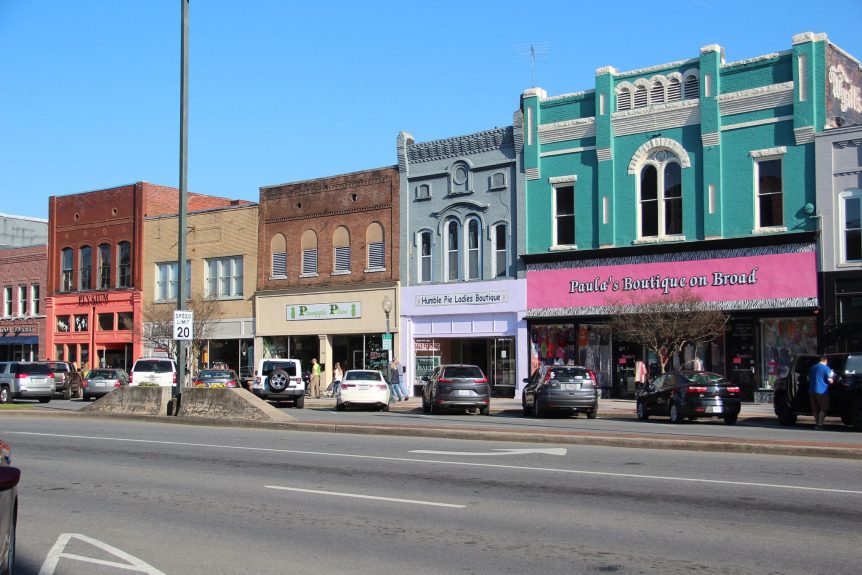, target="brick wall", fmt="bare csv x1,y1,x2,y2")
0,245,48,359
